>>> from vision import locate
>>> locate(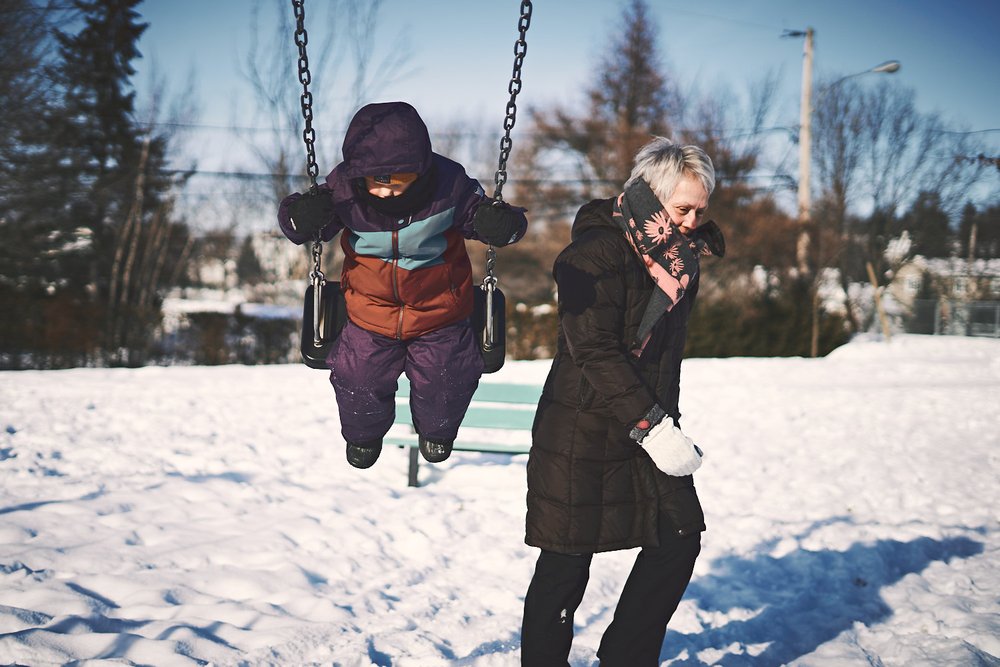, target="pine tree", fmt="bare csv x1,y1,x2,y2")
900,192,952,258
522,0,677,212
0,0,67,287
237,236,265,286
49,0,151,289
959,202,1000,260
0,0,189,367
